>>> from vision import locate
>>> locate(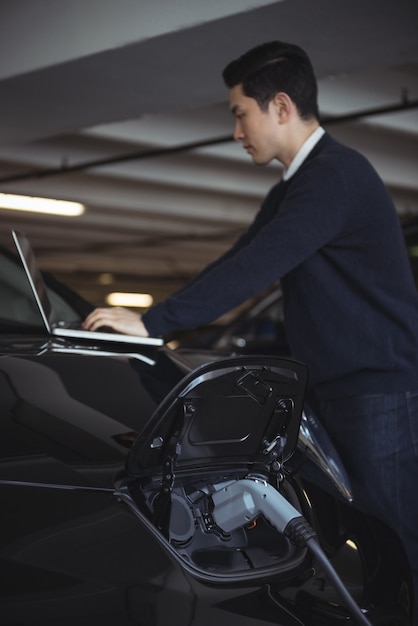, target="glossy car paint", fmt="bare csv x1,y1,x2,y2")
0,337,412,625
0,238,413,625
